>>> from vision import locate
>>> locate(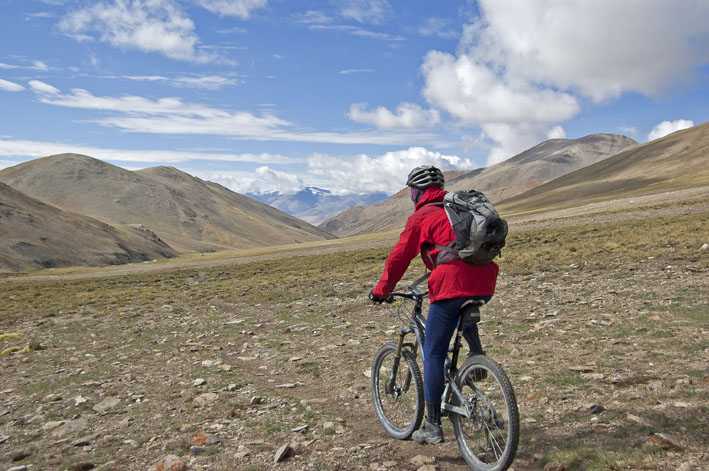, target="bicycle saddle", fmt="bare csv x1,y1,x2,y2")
460,299,484,324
